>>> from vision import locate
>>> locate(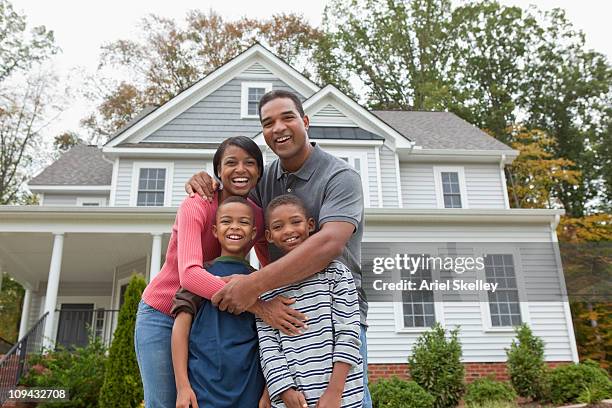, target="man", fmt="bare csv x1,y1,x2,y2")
185,90,372,407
